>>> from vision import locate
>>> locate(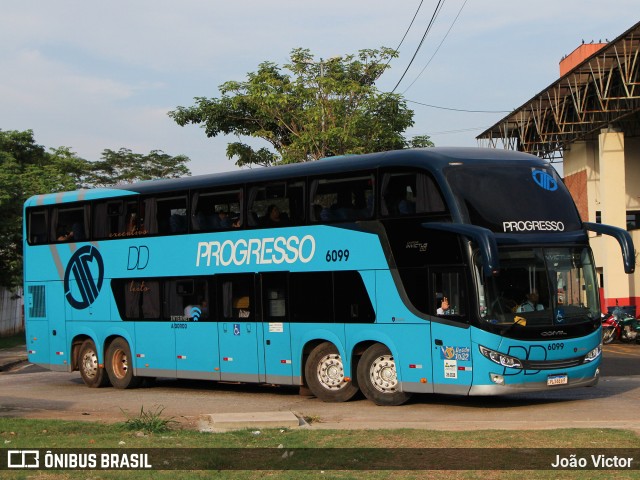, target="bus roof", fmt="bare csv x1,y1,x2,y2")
25,147,549,206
